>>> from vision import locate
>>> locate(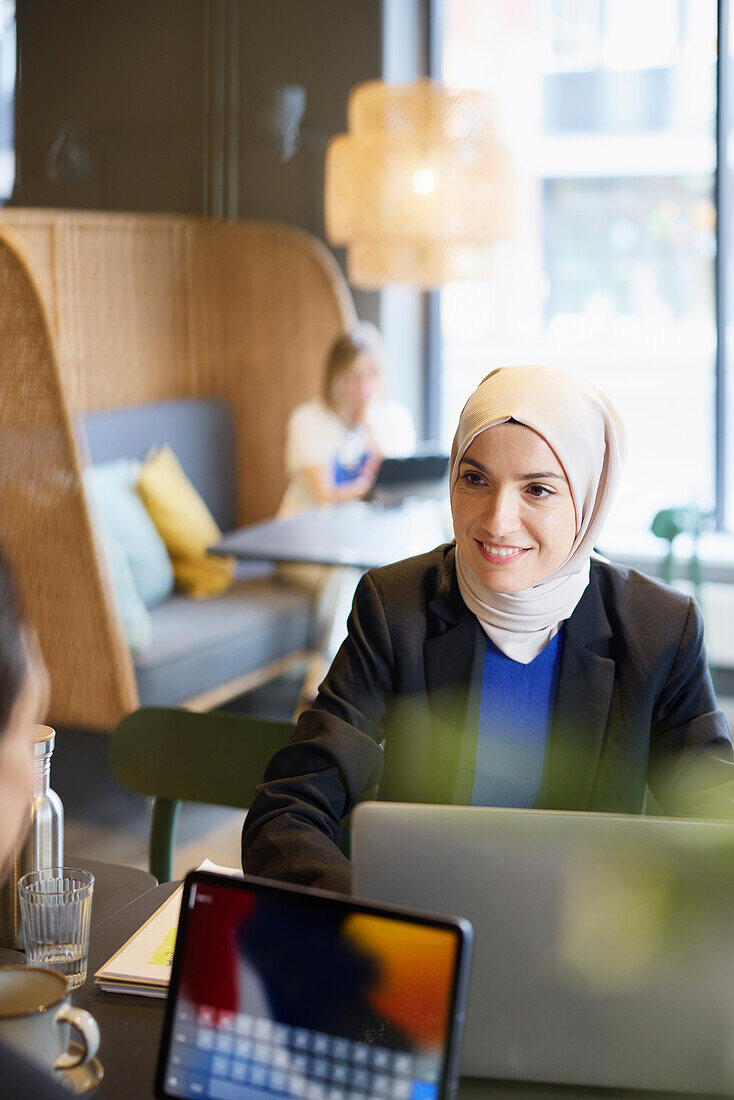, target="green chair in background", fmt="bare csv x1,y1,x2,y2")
109,707,295,883
650,505,708,599
650,504,717,695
